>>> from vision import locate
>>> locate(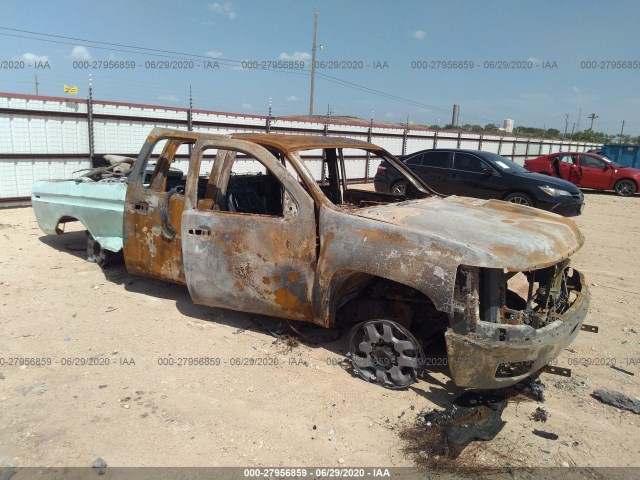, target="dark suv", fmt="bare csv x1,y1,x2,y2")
374,149,584,216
